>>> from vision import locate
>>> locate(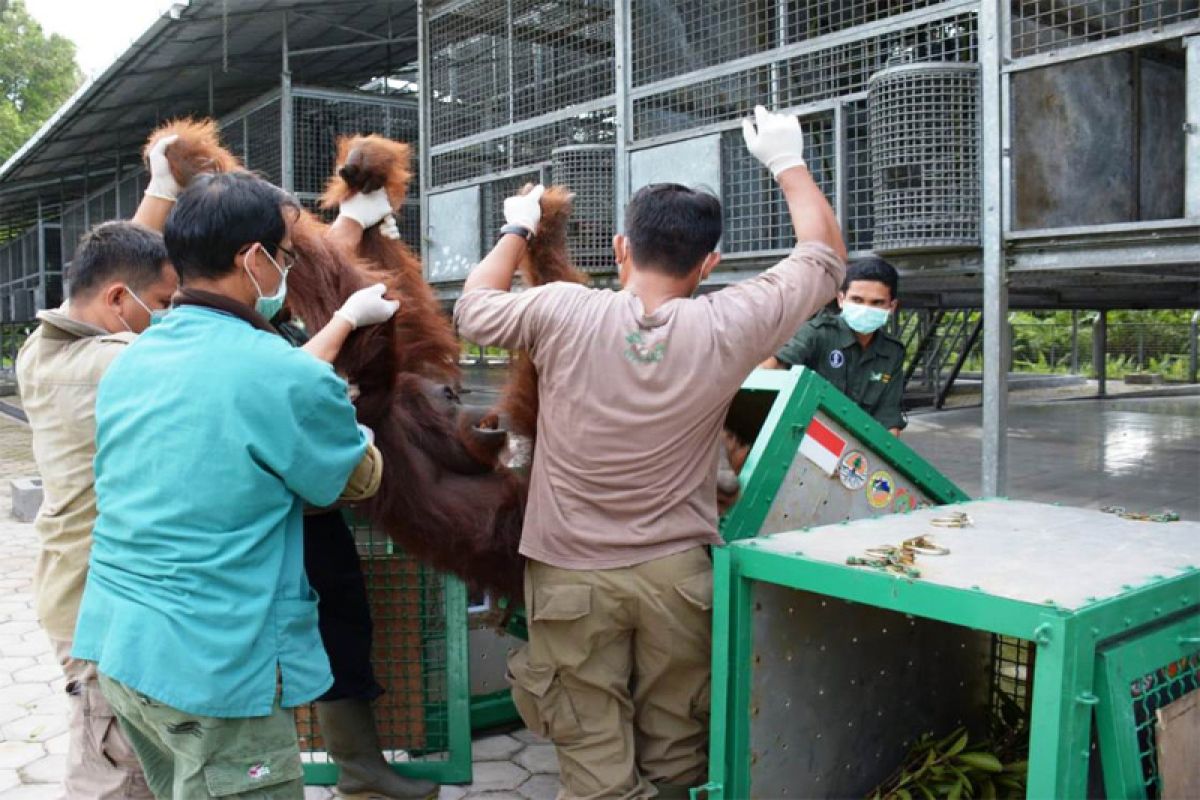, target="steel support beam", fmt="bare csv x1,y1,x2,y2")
1186,36,1200,218
980,0,1008,497
279,13,294,193
613,0,631,232
1093,311,1108,396
418,1,432,275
